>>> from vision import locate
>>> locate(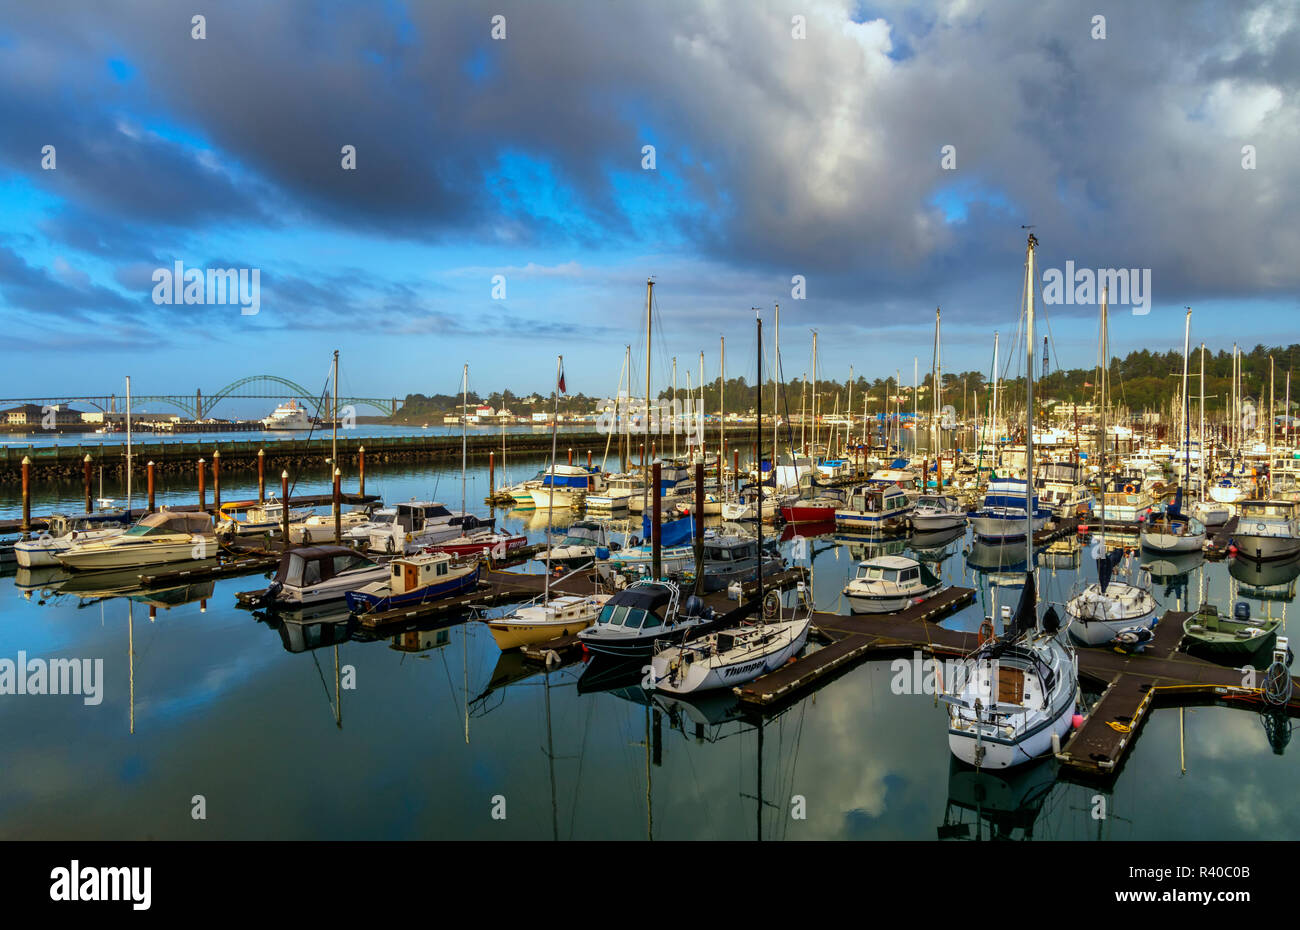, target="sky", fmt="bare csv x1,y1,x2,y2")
0,0,1297,417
